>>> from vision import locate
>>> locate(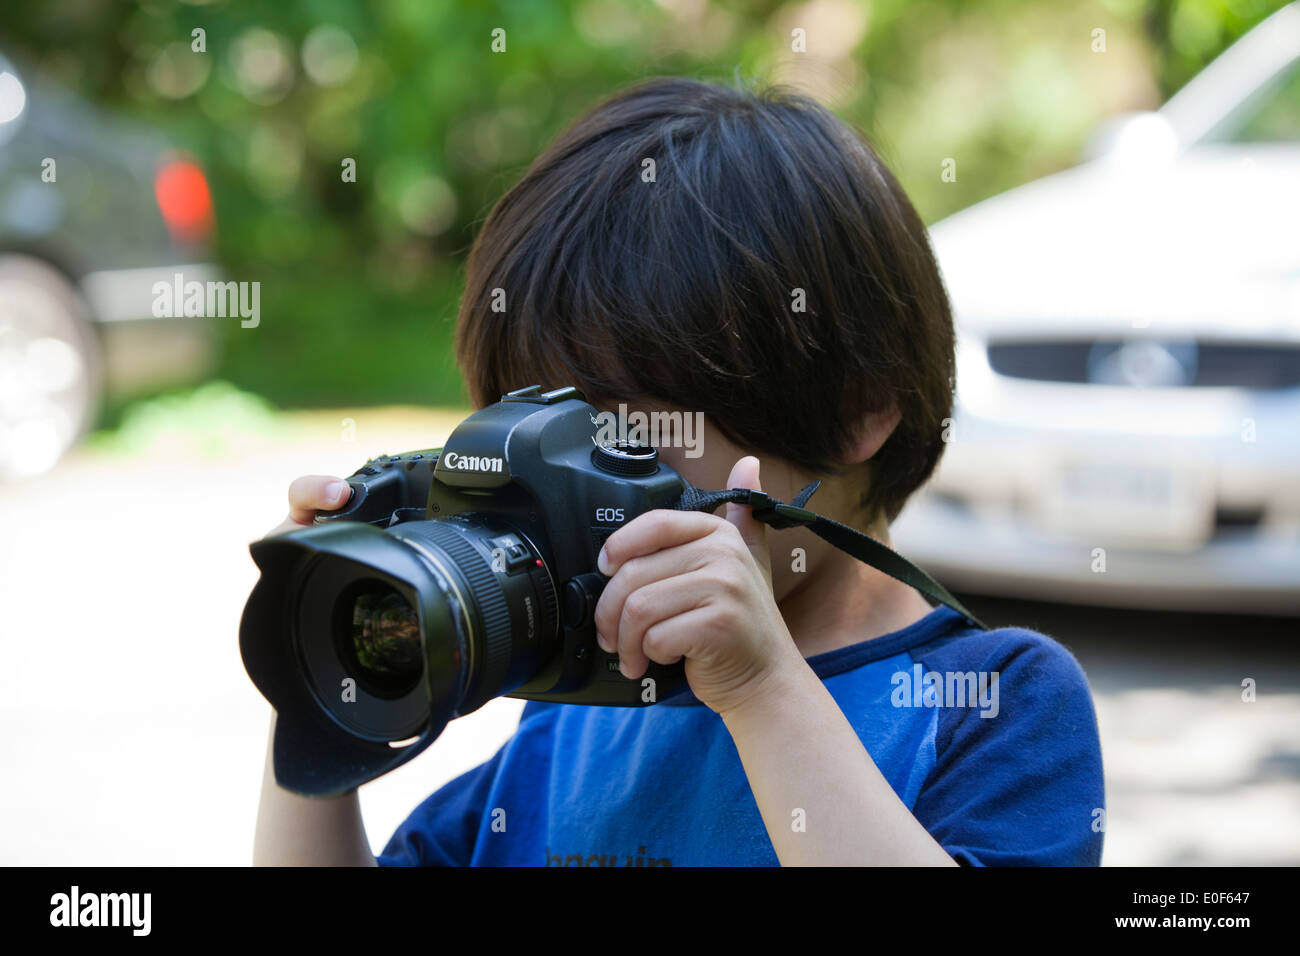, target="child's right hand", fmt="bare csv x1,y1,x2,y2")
264,475,353,538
